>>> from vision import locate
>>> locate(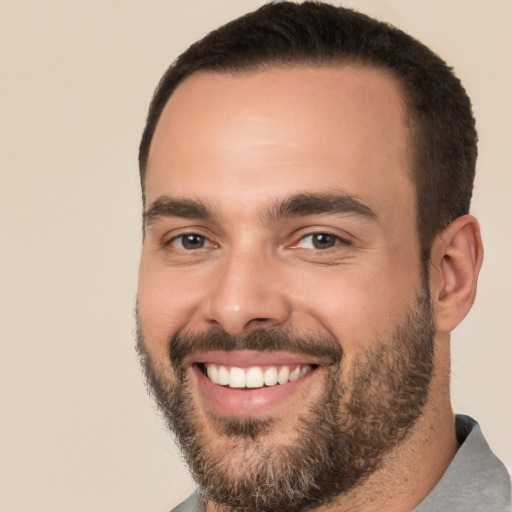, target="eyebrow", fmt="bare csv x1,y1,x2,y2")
144,196,212,226
263,192,378,224
143,192,378,227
